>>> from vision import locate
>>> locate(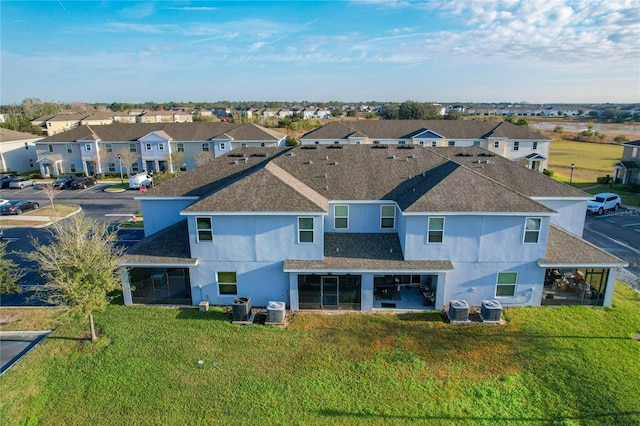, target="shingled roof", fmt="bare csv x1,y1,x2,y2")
539,225,627,267
148,144,556,215
301,120,550,141
121,220,196,266
39,122,286,143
